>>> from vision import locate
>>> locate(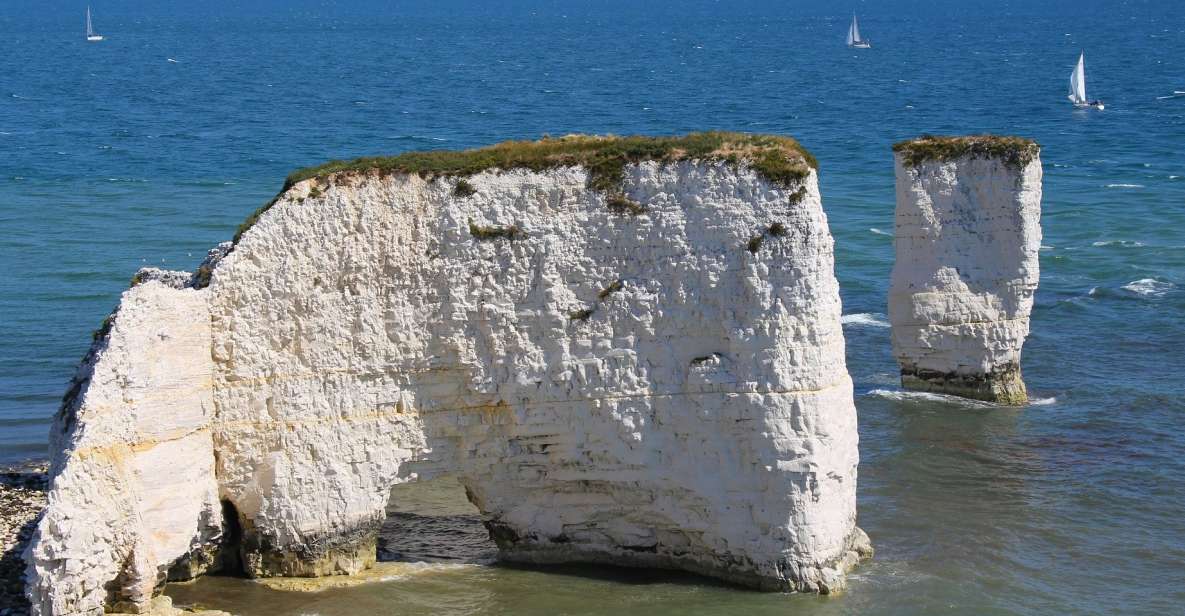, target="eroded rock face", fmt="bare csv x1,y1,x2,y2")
28,137,869,615
888,136,1042,404
25,283,223,616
